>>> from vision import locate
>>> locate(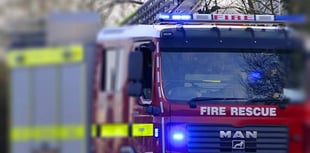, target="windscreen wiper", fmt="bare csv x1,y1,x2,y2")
188,97,247,108
247,98,290,109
